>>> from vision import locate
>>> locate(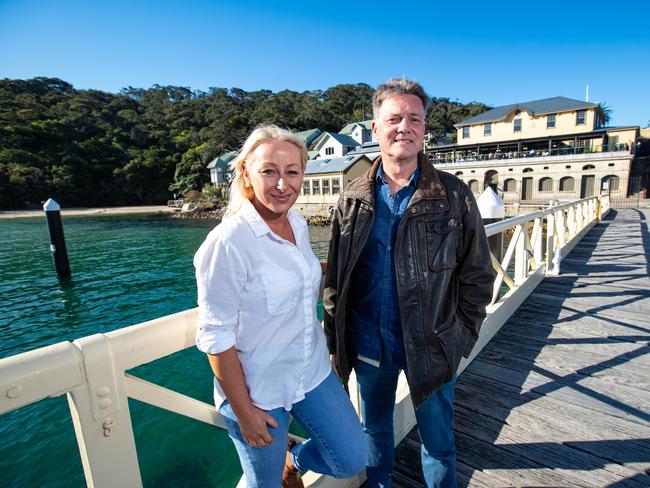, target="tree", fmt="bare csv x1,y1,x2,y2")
0,77,491,208
595,103,612,128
